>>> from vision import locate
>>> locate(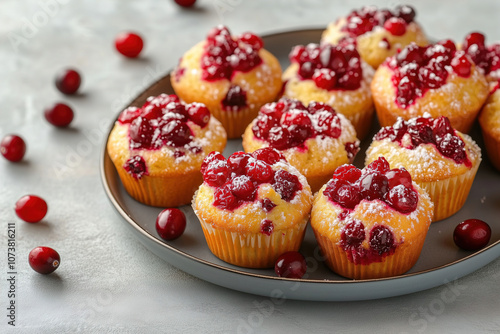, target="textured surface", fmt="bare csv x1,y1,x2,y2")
1,0,500,333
